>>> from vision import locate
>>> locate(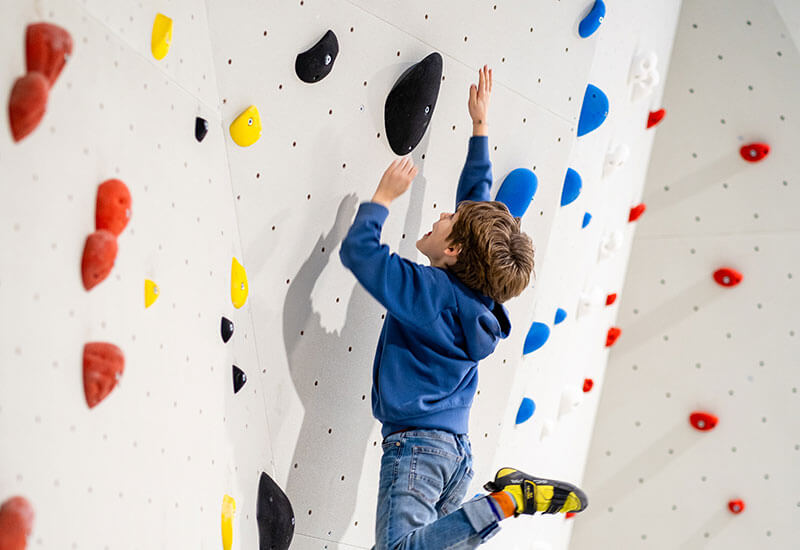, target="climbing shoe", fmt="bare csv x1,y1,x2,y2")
484,467,588,516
